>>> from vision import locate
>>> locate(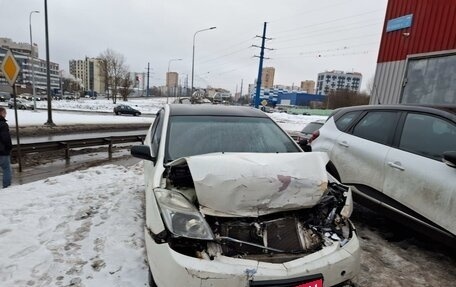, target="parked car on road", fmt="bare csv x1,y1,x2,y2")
311,104,456,243
131,104,360,287
113,104,141,116
0,91,11,102
8,98,35,110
